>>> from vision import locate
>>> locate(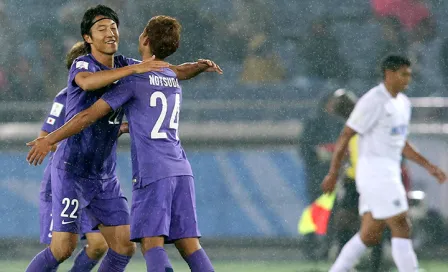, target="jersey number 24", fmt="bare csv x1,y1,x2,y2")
150,91,180,140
